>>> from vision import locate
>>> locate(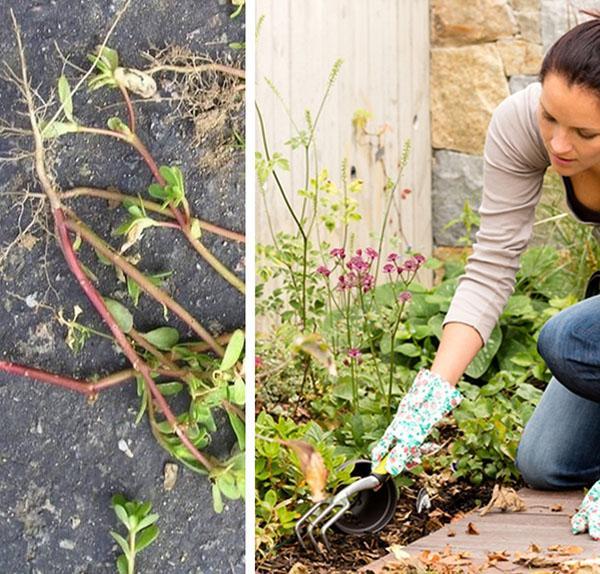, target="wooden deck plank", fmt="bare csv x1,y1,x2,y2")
360,488,600,573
